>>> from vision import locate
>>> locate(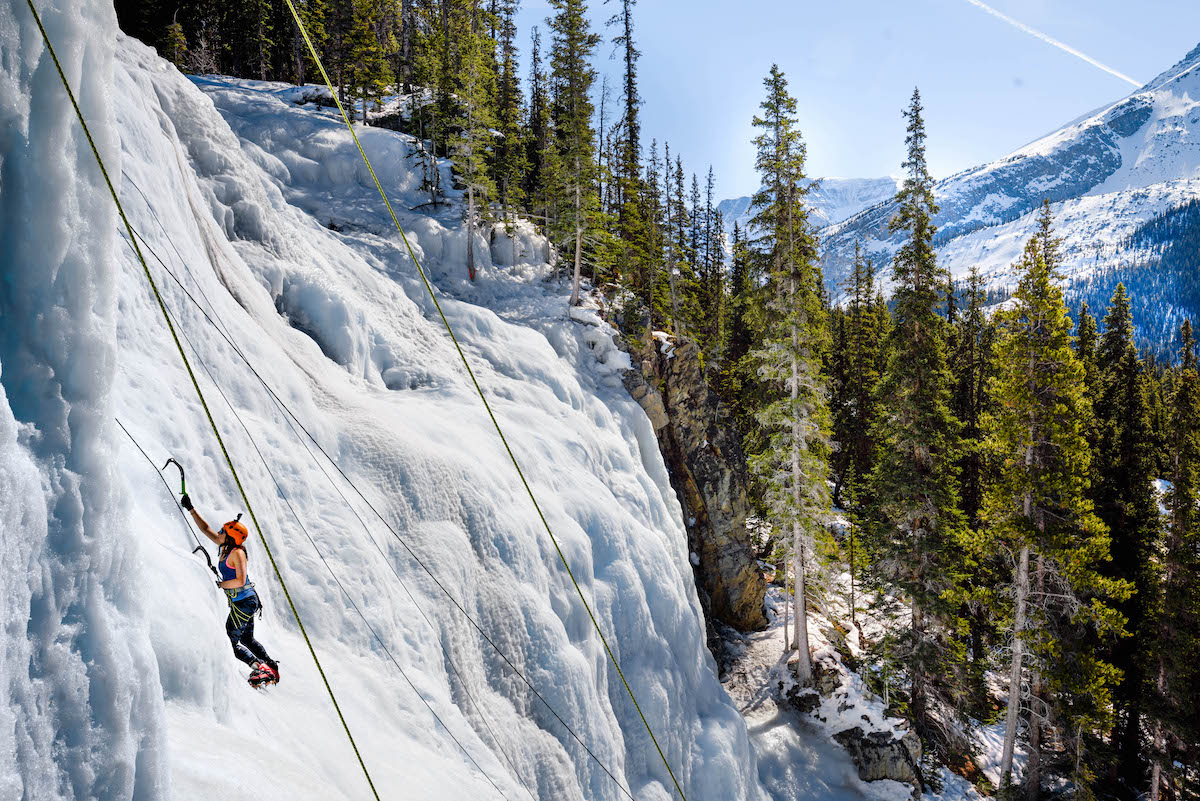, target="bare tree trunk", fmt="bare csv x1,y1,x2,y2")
849,515,858,628
1024,555,1045,800
1149,664,1165,801
1001,543,1031,784
467,186,476,281
790,280,812,683
783,565,790,655
400,0,413,92
569,151,583,305
294,26,305,85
